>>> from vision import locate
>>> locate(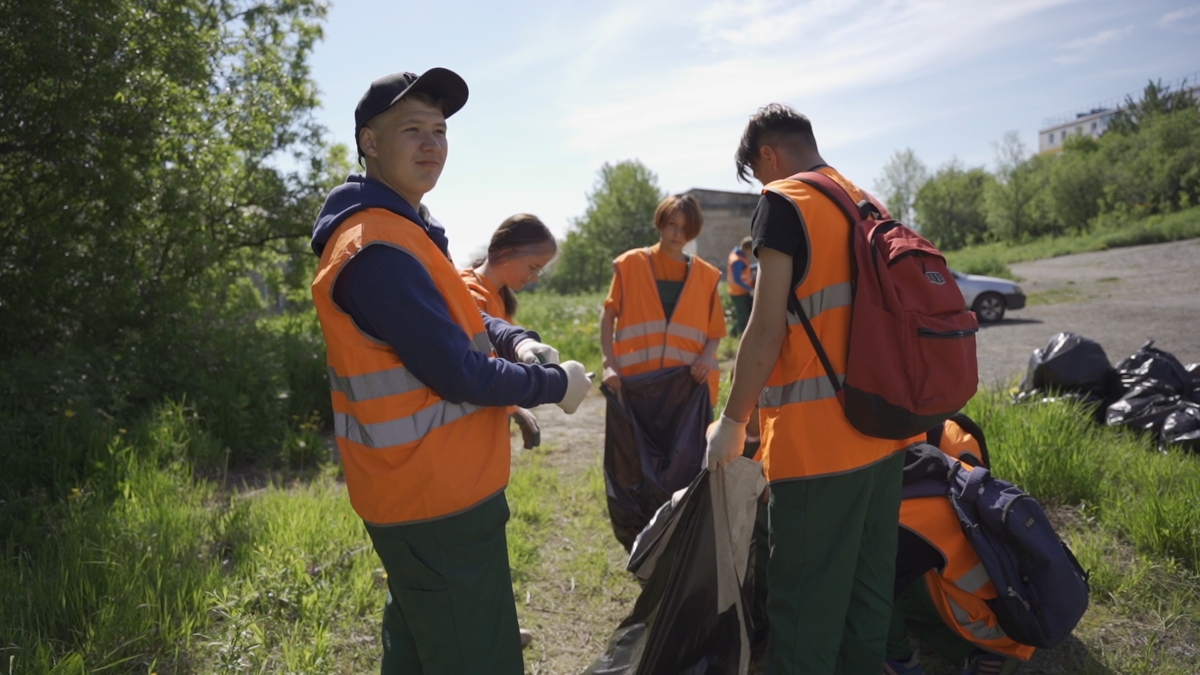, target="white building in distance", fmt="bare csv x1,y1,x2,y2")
1038,71,1200,153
